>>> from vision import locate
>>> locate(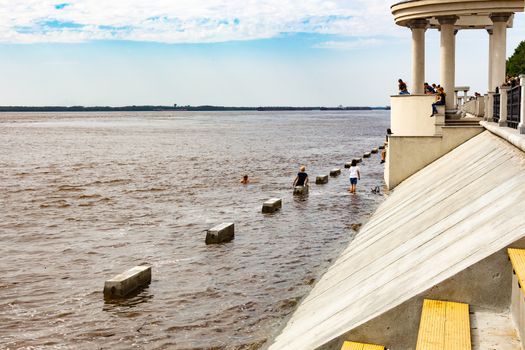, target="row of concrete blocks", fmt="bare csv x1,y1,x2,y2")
104,144,389,299
104,221,240,298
